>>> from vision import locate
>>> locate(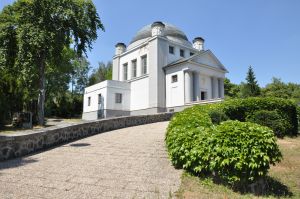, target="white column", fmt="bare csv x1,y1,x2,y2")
194,72,200,101
211,77,214,99
214,77,219,98
184,71,193,103
211,77,219,99
219,78,224,98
